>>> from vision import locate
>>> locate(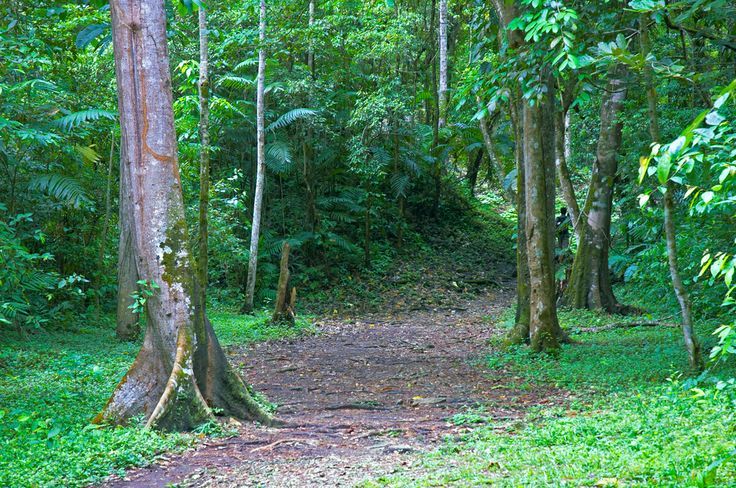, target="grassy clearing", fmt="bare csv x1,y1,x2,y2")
0,310,313,488
363,300,736,487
